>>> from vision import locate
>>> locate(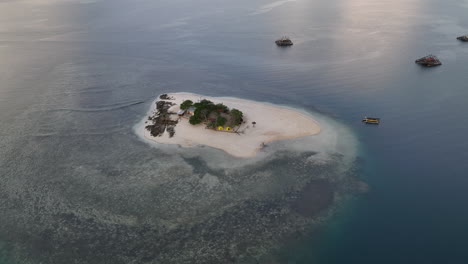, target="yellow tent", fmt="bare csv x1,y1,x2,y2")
225,127,232,131
217,126,224,130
